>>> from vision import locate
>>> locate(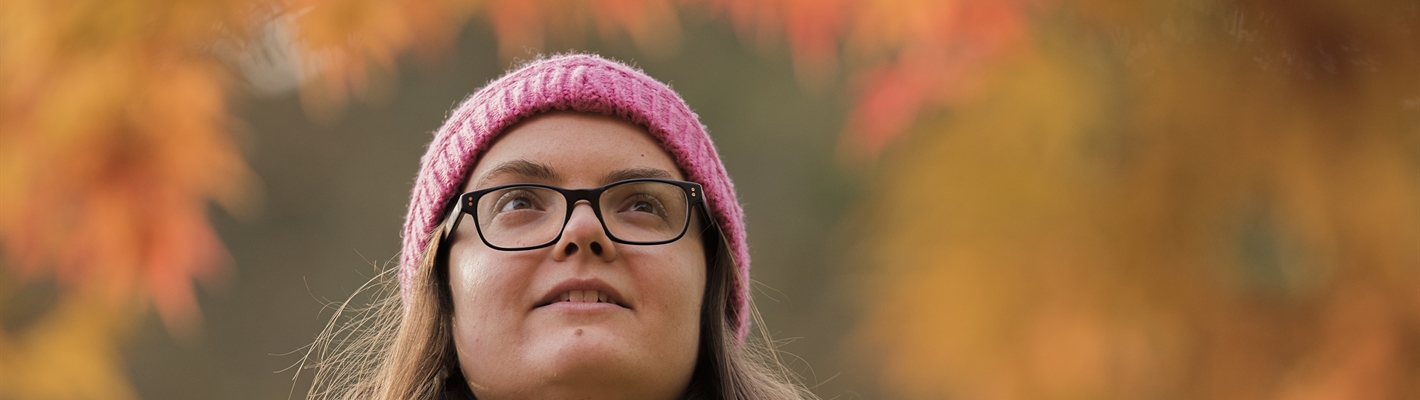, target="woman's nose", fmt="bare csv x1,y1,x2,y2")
551,201,618,262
